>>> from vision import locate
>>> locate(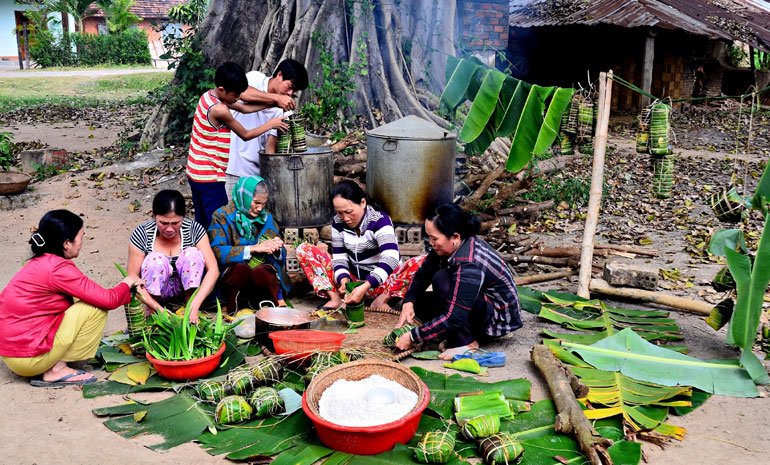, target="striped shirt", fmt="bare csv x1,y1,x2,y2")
331,205,400,289
404,236,522,343
186,91,231,183
129,218,207,268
